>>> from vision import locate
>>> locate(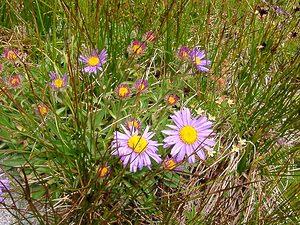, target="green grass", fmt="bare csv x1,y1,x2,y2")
0,0,299,224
